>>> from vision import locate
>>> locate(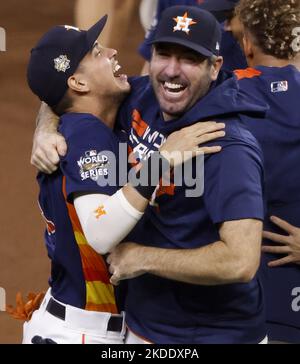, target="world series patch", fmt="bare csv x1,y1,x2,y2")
77,150,109,181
